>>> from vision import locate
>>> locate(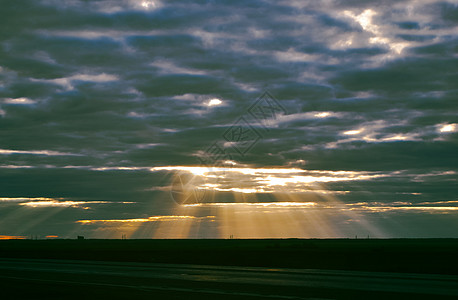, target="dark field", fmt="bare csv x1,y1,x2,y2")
1,238,458,275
